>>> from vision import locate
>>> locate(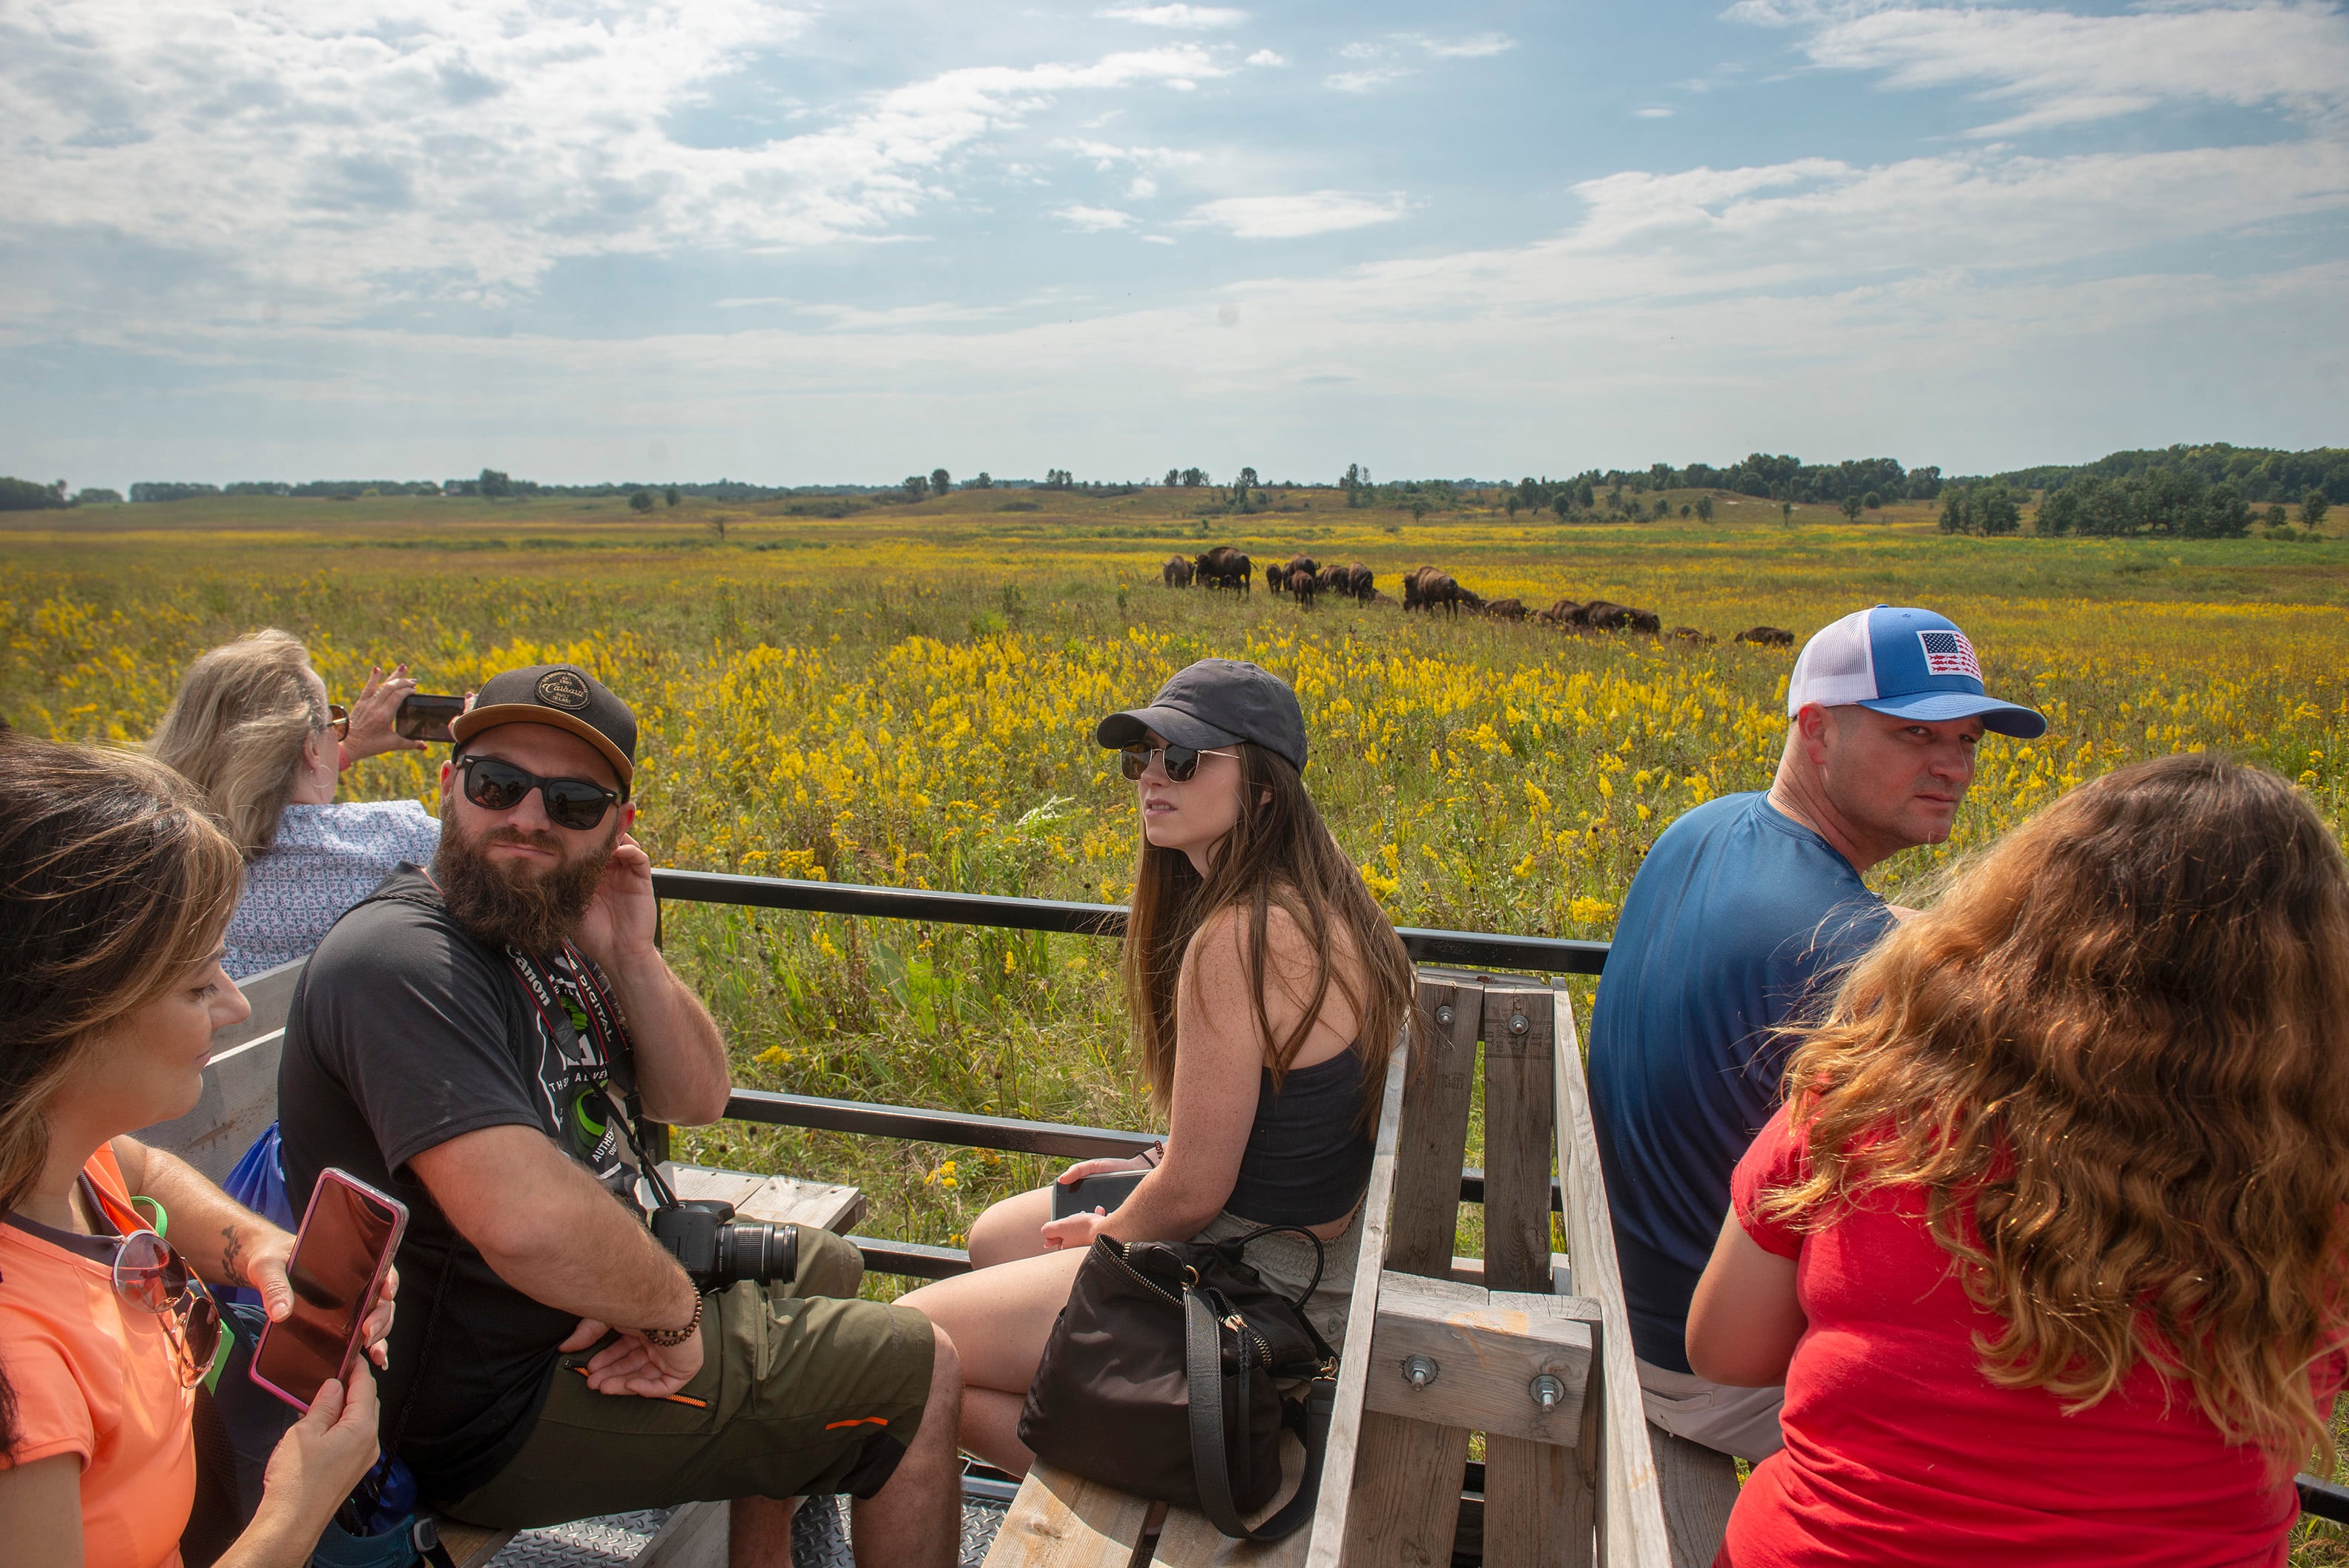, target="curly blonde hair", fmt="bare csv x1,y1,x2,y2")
1764,753,2349,1471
